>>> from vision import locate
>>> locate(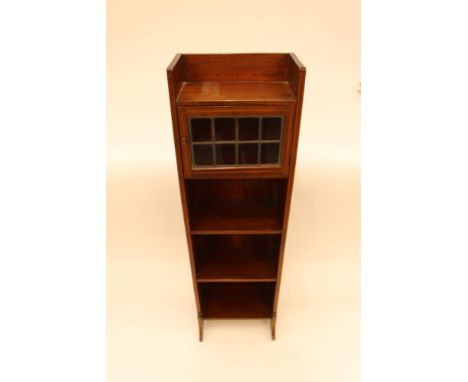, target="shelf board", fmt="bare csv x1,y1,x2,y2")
196,247,278,282
176,81,296,106
190,203,283,234
197,278,276,283
199,282,275,319
191,228,282,235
